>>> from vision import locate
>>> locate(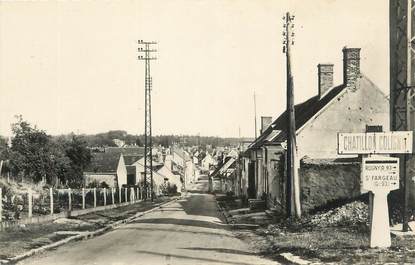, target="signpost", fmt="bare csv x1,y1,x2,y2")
338,131,412,154
337,130,412,248
362,157,400,192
